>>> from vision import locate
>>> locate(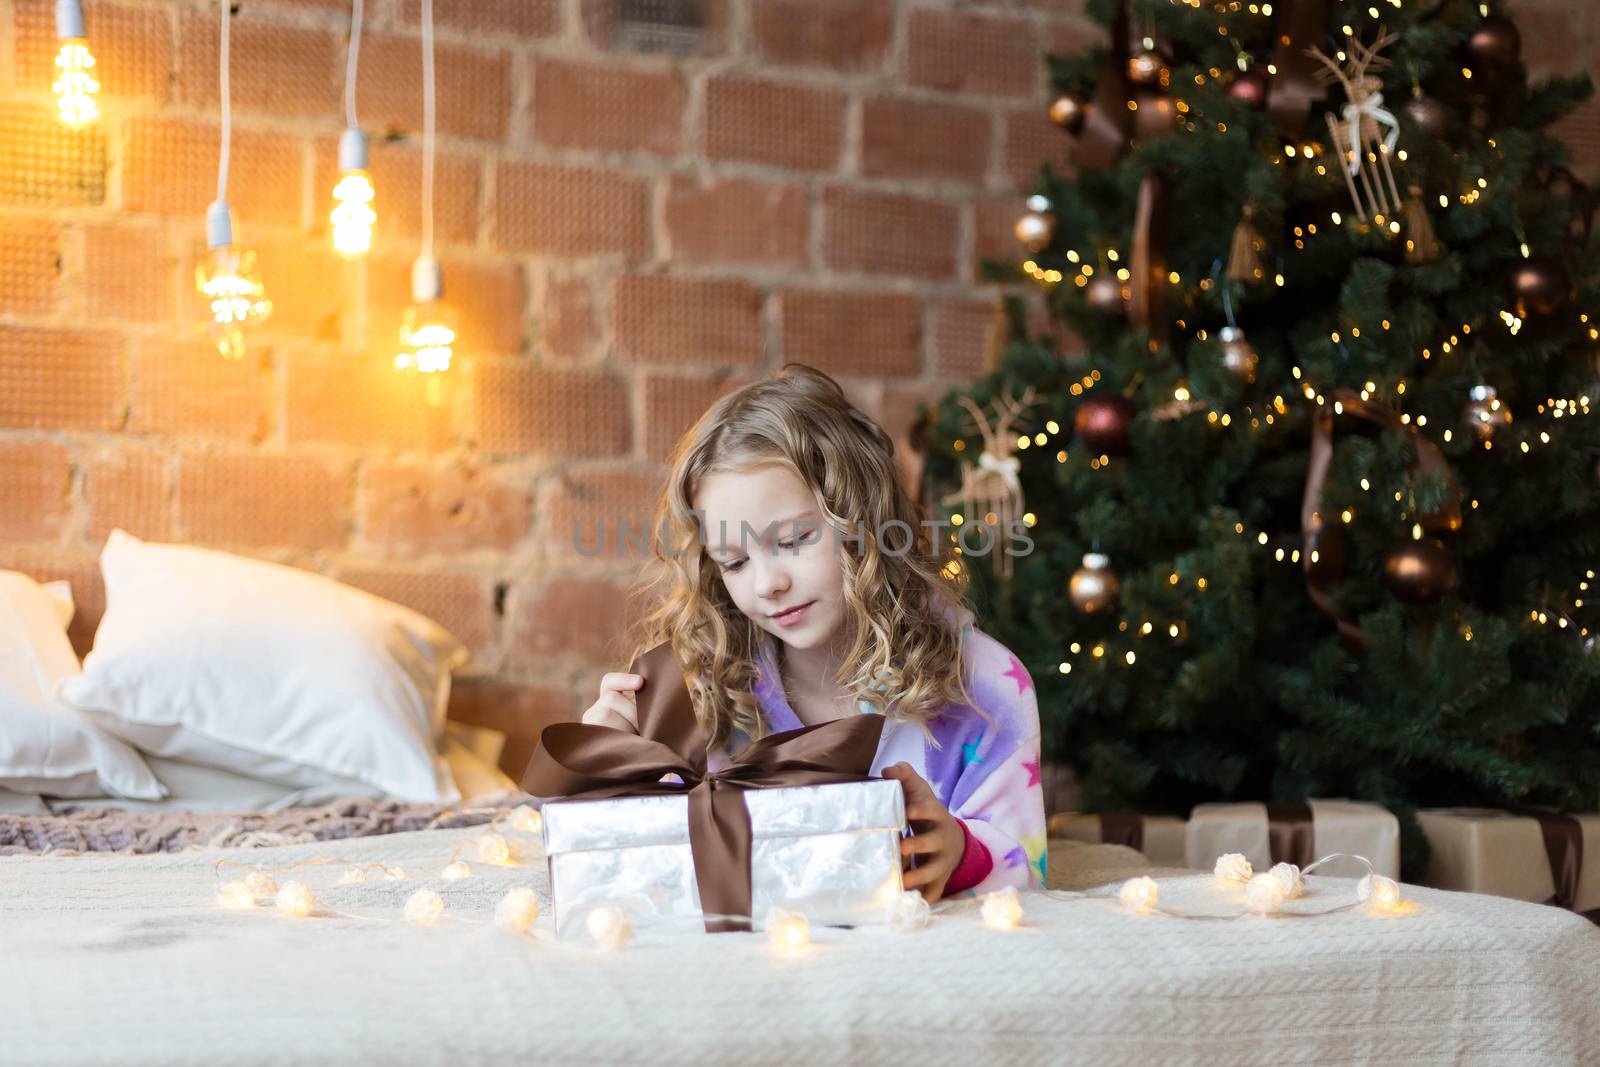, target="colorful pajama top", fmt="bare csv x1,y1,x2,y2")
740,607,1048,895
